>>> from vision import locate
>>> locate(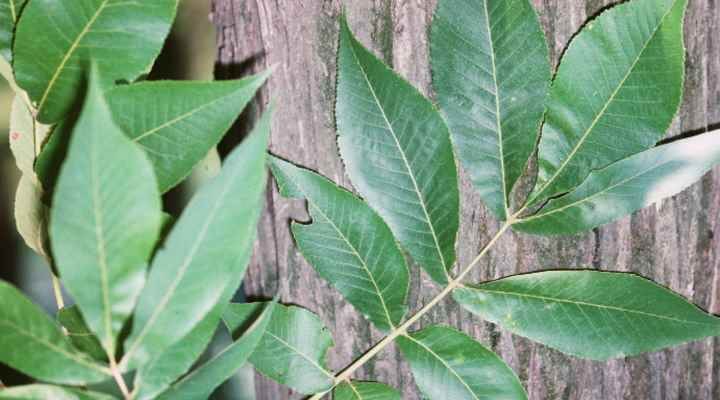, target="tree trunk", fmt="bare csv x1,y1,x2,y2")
211,1,720,399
